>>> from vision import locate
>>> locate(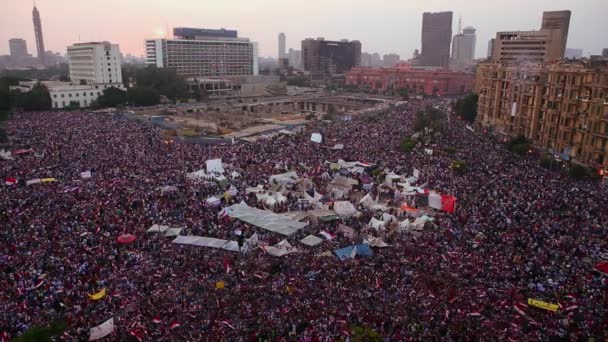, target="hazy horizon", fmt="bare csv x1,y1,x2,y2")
1,0,607,60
